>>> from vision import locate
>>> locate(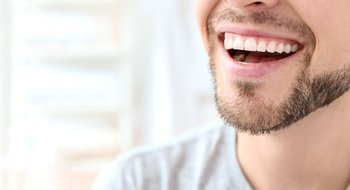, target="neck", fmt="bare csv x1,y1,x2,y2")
237,93,350,190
